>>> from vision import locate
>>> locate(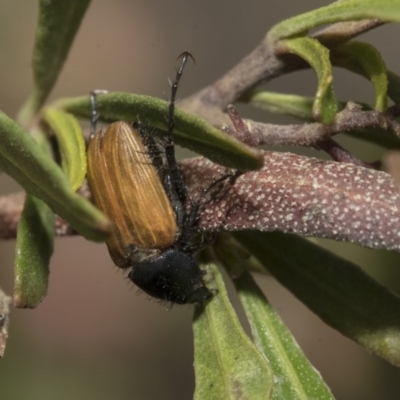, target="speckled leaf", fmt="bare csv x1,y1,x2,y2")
18,0,91,123
0,110,109,241
235,272,335,400
268,0,400,42
193,262,273,400
384,151,400,185
279,37,337,123
331,41,387,111
234,231,400,367
53,93,264,171
180,152,400,252
42,108,86,191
